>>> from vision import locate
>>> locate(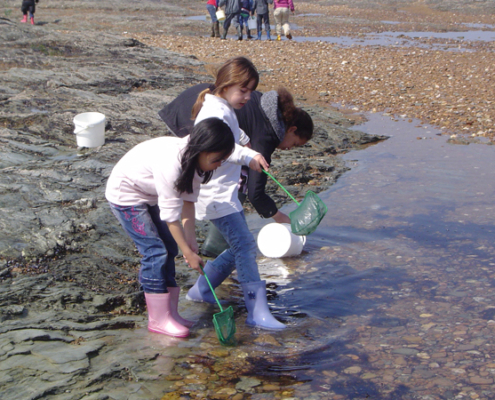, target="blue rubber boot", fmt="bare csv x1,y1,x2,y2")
241,280,286,330
186,261,230,304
